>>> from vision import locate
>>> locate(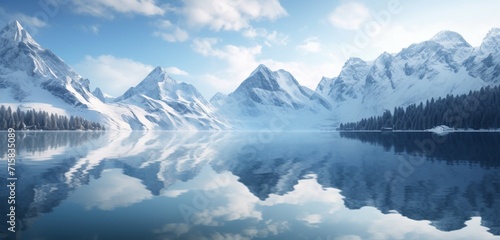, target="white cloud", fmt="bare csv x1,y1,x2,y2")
264,30,288,46
154,27,189,42
191,38,263,94
77,24,100,34
197,74,238,96
162,189,189,197
0,7,48,35
70,0,166,17
156,19,173,29
192,38,221,56
73,55,154,97
259,175,344,208
153,223,190,237
192,38,262,70
297,37,321,53
298,214,322,225
69,169,152,210
335,235,362,240
181,0,287,31
243,28,288,46
328,2,370,30
153,19,189,43
243,28,260,38
90,25,99,34
165,67,189,76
